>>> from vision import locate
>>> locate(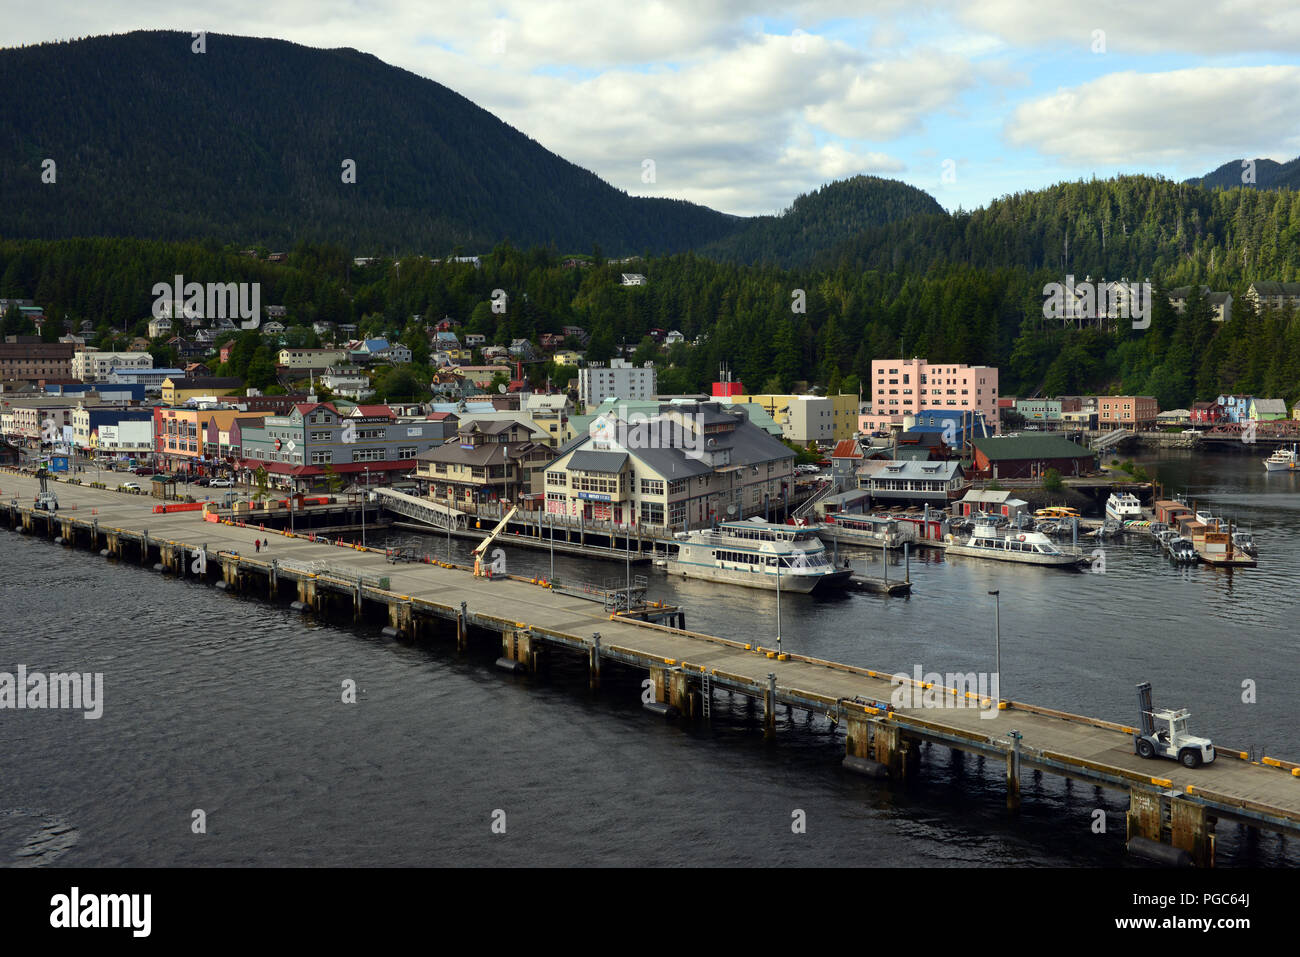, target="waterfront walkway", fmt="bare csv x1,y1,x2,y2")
4,469,1298,865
